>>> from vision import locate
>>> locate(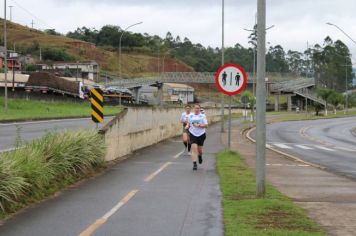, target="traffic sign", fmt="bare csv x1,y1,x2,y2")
215,63,248,96
91,88,104,123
